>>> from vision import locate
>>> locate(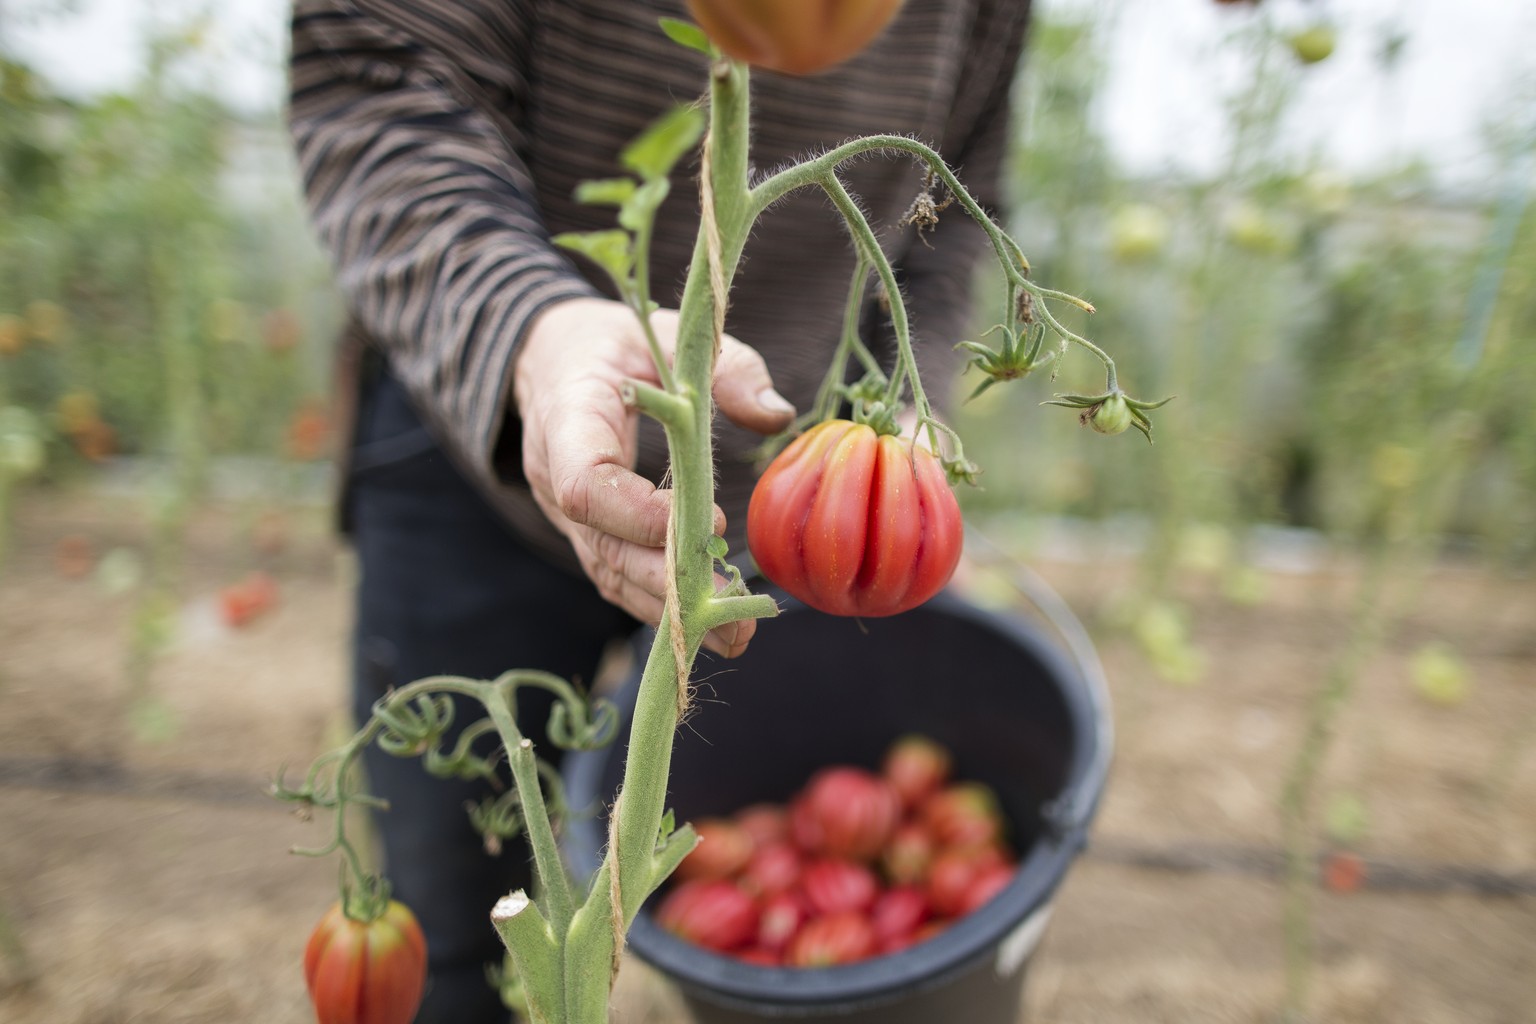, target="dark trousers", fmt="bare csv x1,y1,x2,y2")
349,369,635,1023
